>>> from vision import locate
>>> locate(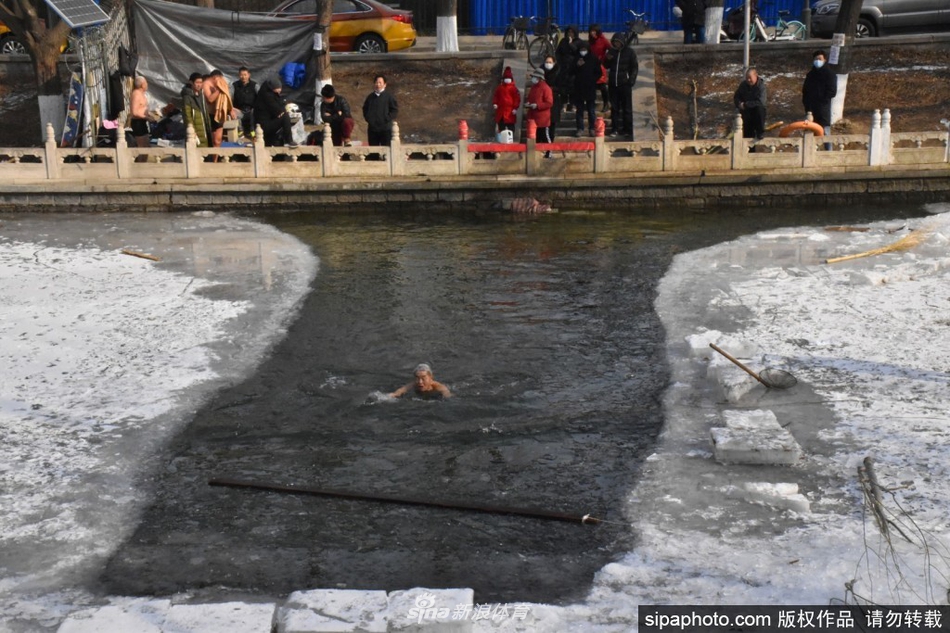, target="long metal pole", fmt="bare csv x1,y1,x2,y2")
743,0,751,70
209,477,604,525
